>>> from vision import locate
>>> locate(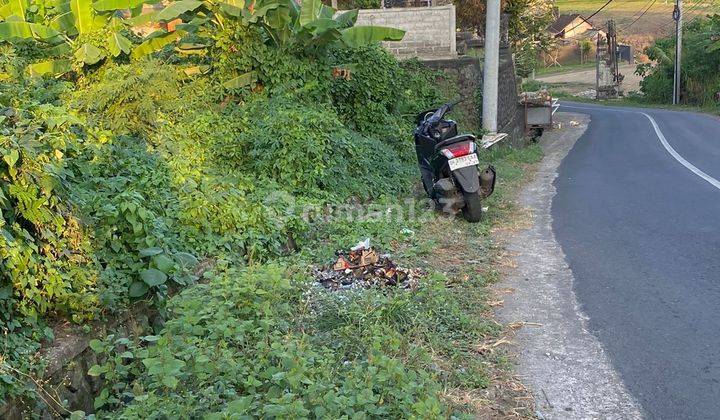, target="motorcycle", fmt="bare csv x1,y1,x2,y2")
414,99,496,223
